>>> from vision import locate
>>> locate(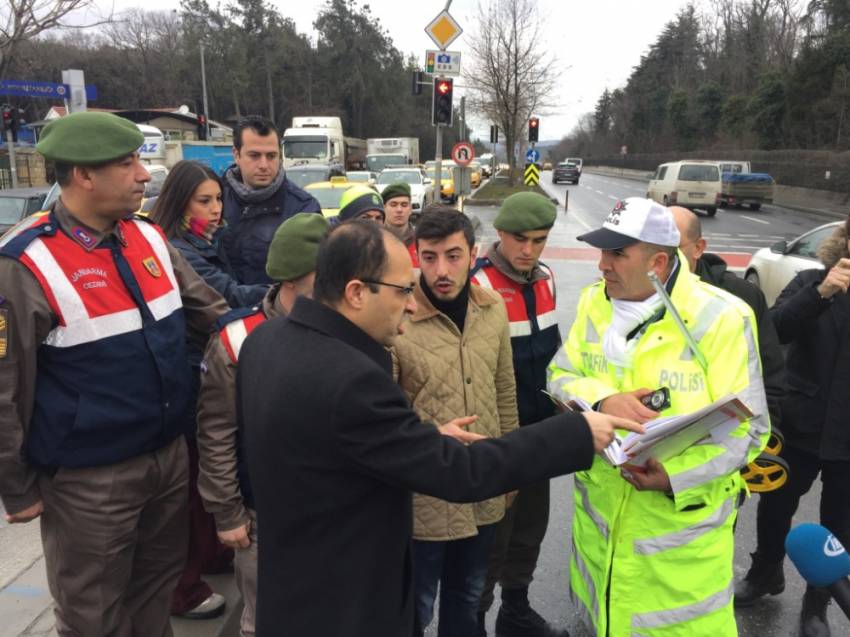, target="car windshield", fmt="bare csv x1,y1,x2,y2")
0,197,27,224
287,168,329,189
367,155,405,172
426,169,452,179
378,171,420,185
283,138,328,160
346,173,370,182
309,187,348,209
678,164,719,182
558,162,576,168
